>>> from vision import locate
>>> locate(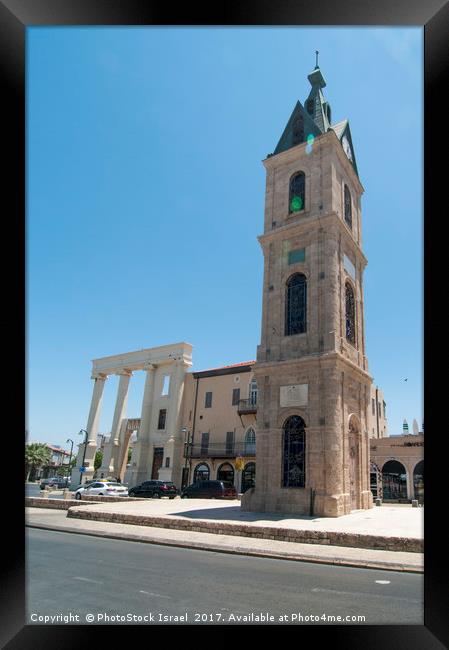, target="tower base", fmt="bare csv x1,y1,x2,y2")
241,487,372,517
